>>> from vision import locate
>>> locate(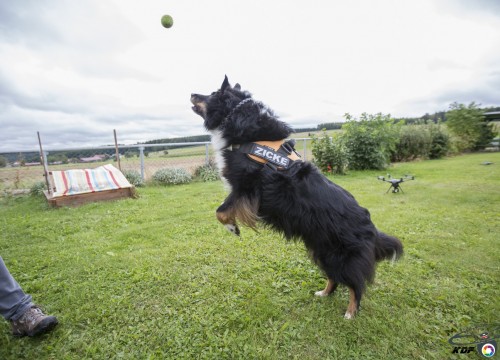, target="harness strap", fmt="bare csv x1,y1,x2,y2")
233,140,301,170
